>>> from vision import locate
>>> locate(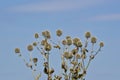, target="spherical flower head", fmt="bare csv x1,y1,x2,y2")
66,38,72,46
91,36,97,43
33,58,38,63
45,31,51,39
33,42,37,46
85,32,91,39
41,40,47,46
15,48,20,53
99,42,104,47
68,52,73,59
73,38,80,46
34,33,39,39
27,44,33,51
63,52,69,59
42,31,46,37
62,40,67,45
76,41,82,47
42,31,51,39
71,48,78,55
44,43,52,51
56,29,62,37
66,36,71,39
